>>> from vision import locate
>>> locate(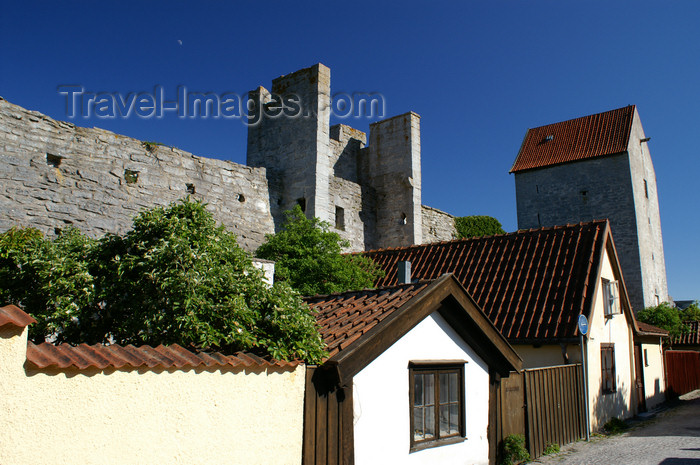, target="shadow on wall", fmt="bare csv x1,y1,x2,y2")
592,383,630,430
